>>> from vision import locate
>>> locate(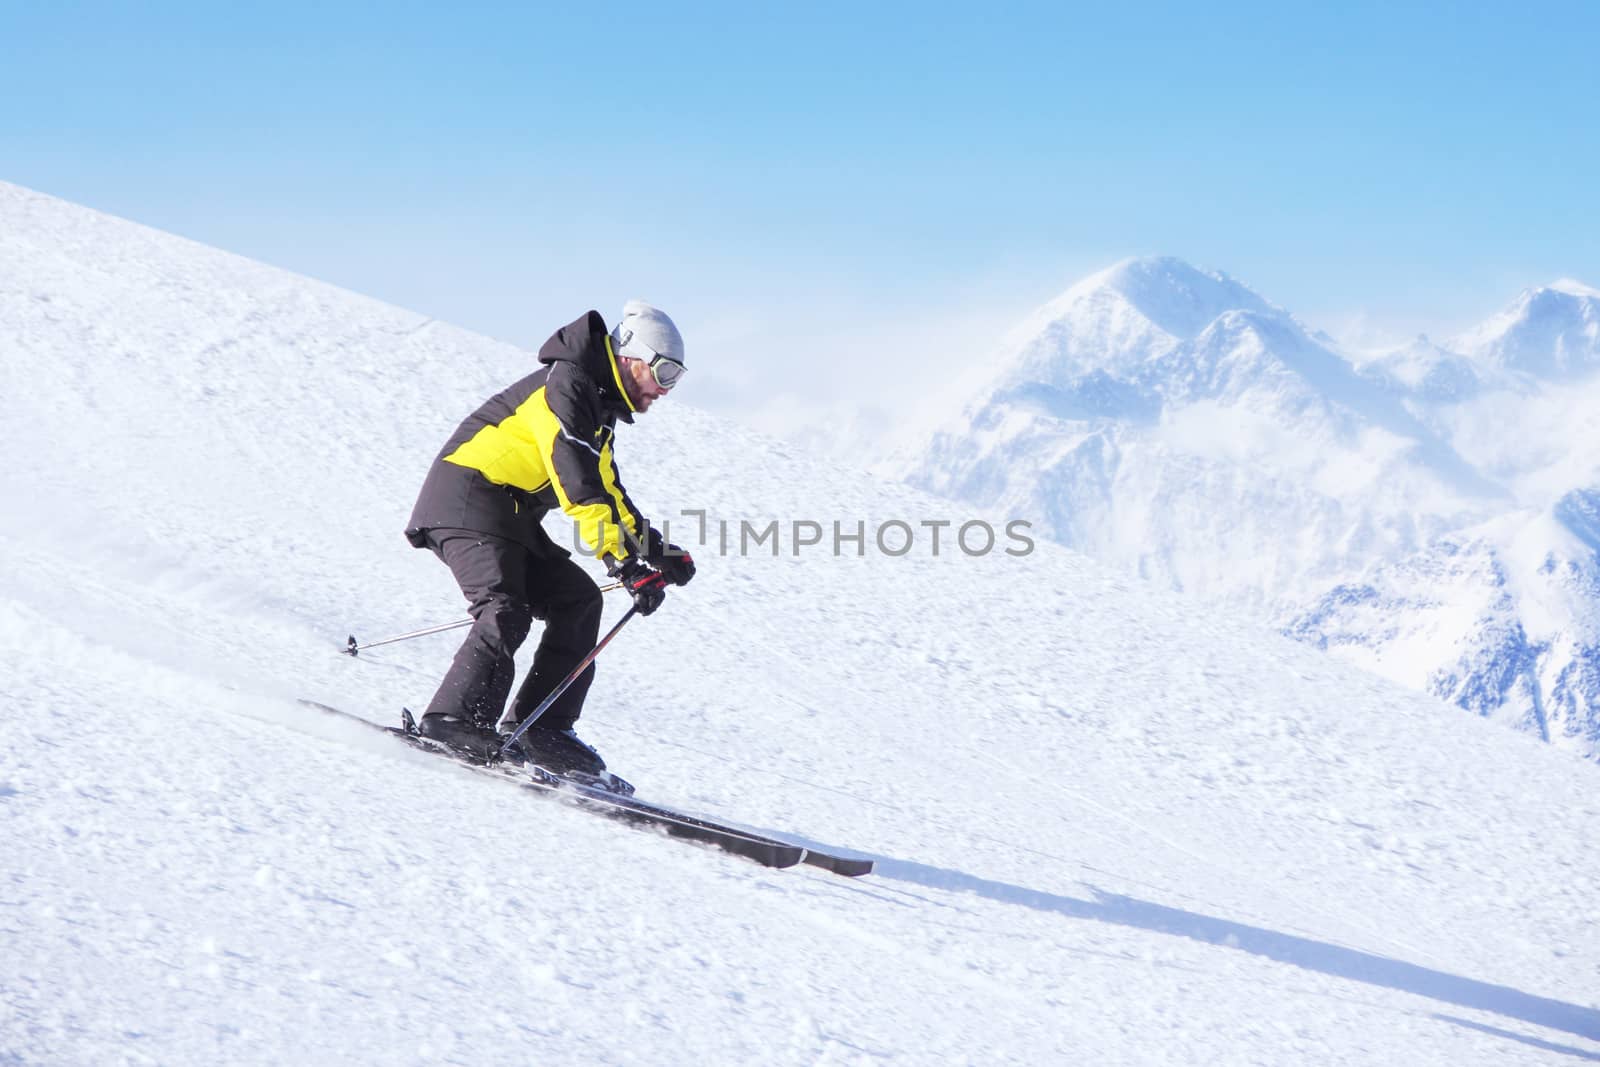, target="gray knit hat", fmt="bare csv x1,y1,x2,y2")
610,300,685,367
